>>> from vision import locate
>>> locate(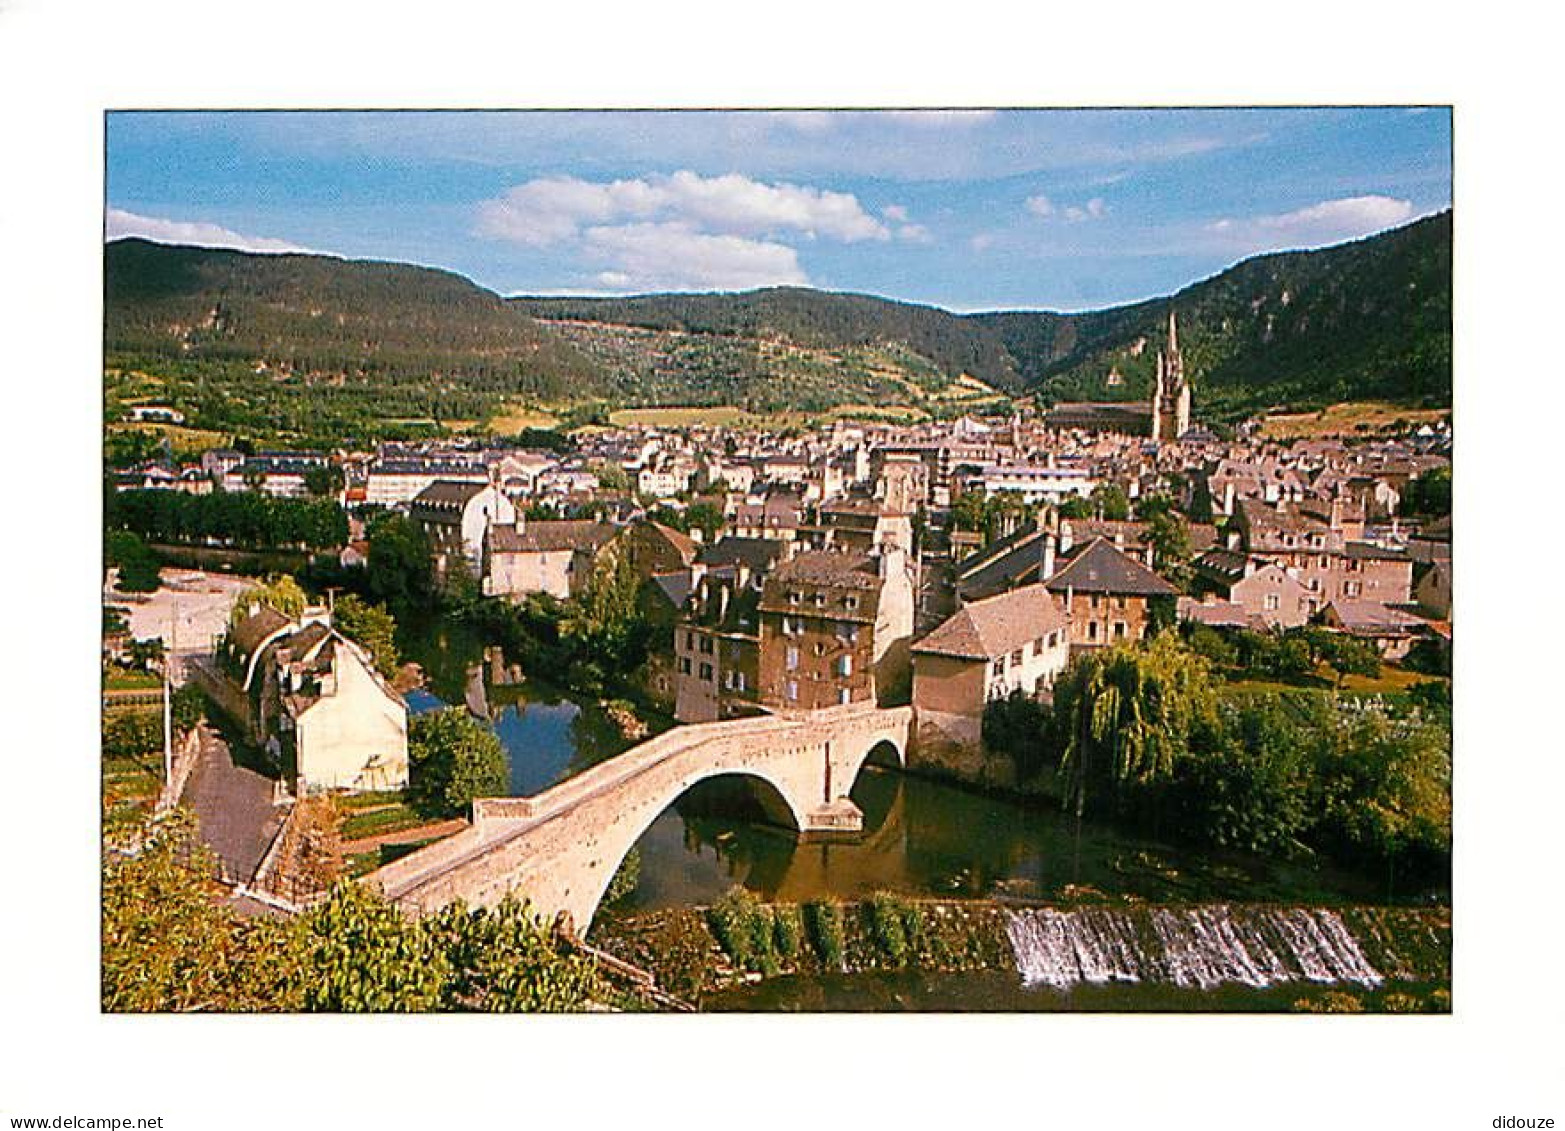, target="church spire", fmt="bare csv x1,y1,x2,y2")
1167,309,1179,357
